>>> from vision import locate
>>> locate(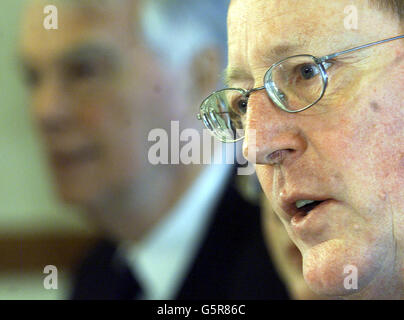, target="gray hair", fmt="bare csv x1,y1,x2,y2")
140,0,229,68
29,0,229,67
369,0,404,20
